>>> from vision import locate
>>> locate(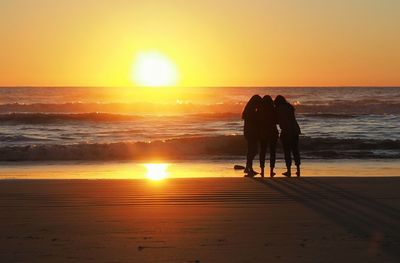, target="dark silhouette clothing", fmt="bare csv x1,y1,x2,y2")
276,103,300,135
258,106,279,168
242,99,261,171
276,103,301,167
281,132,300,167
246,137,258,169
259,136,277,168
242,110,260,140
